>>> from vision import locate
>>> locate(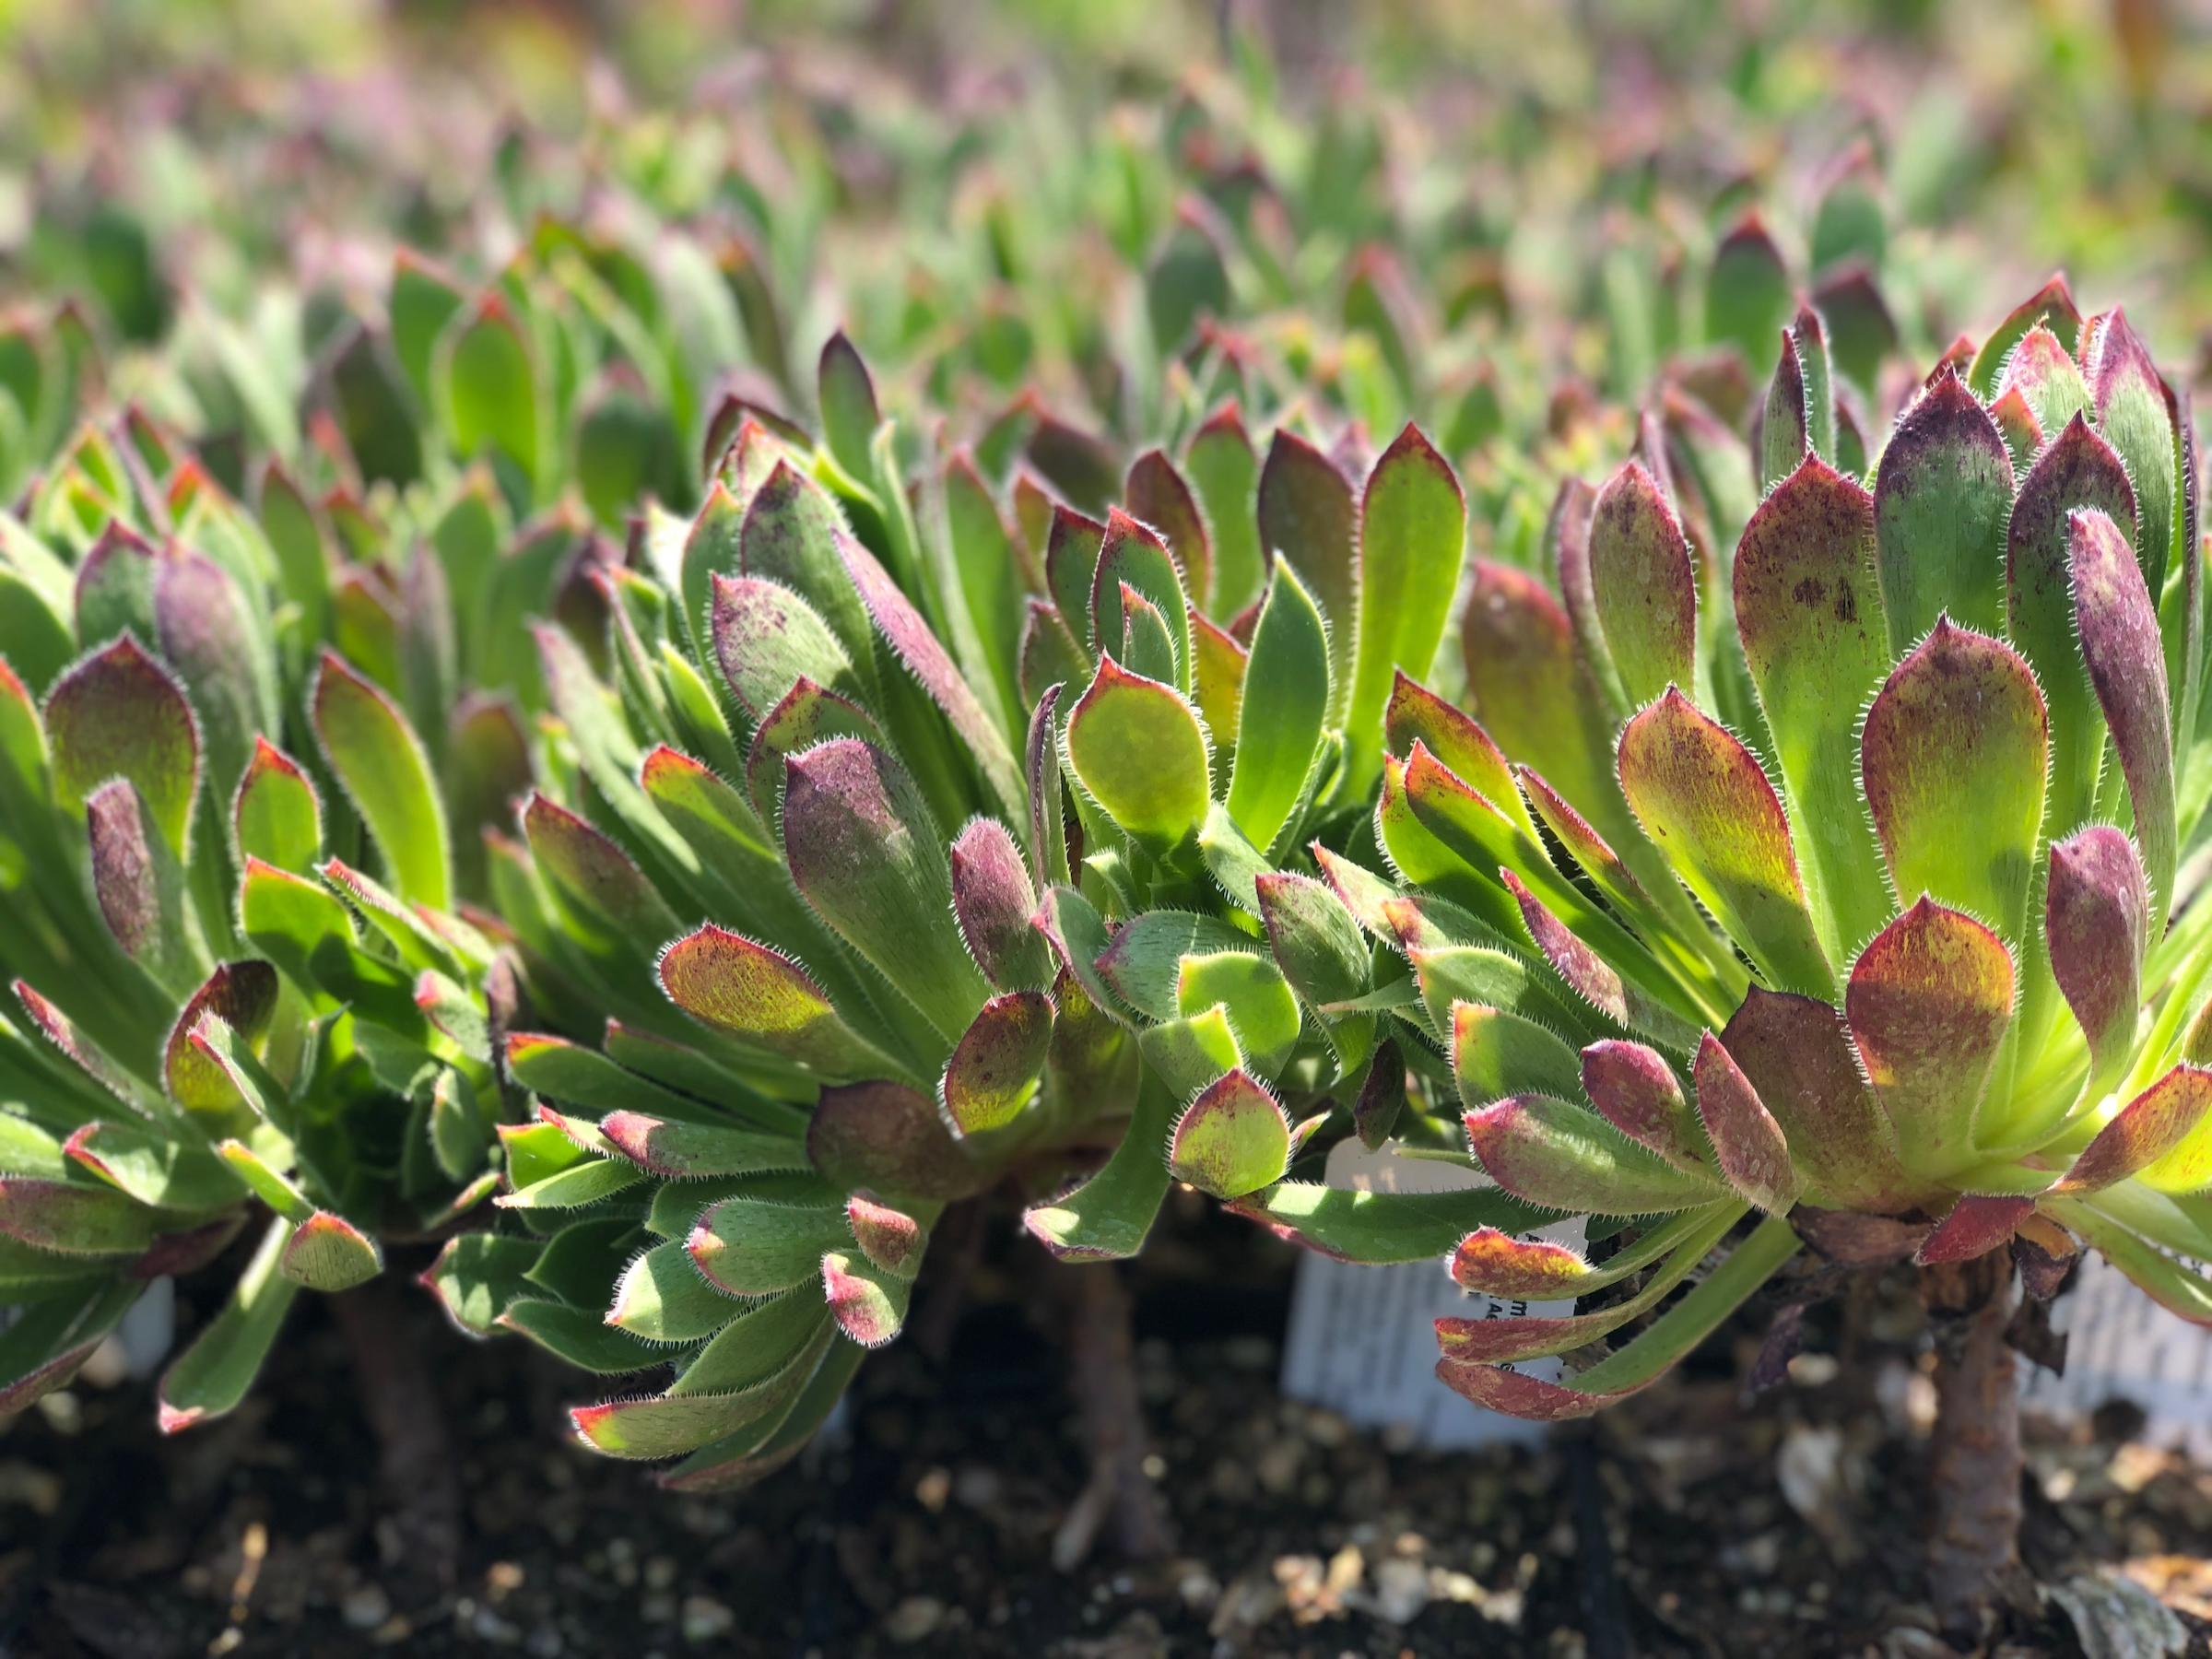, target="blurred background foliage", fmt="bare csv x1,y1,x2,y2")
4,0,2208,334
0,0,2207,573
